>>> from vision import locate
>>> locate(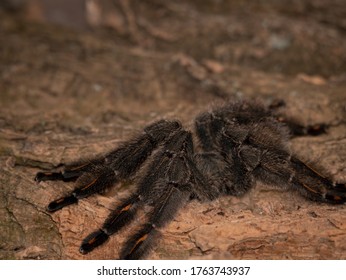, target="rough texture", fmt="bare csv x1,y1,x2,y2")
0,0,346,260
